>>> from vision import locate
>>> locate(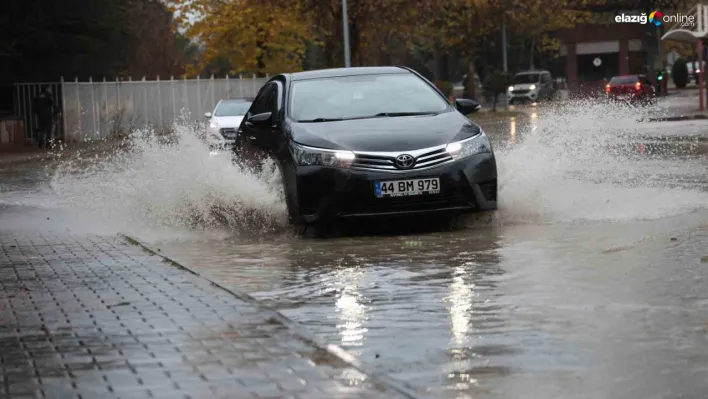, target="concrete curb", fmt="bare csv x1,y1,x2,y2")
118,233,425,399
647,114,708,122
634,135,708,143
